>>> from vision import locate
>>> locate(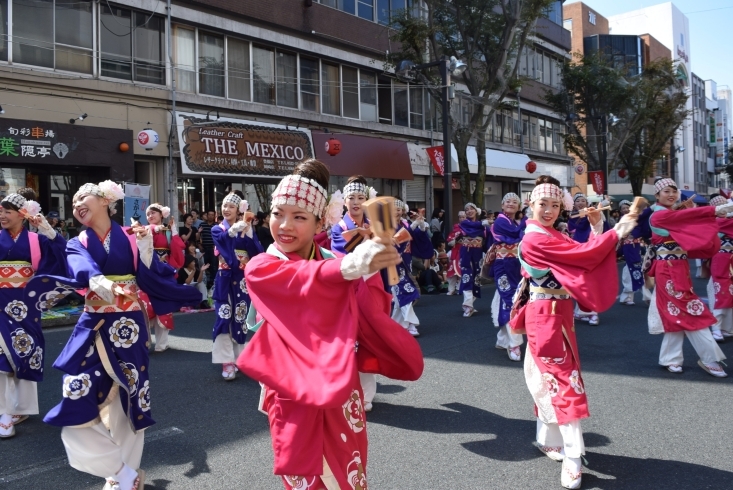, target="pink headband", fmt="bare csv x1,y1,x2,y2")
654,178,677,194
271,175,328,217
530,183,563,203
